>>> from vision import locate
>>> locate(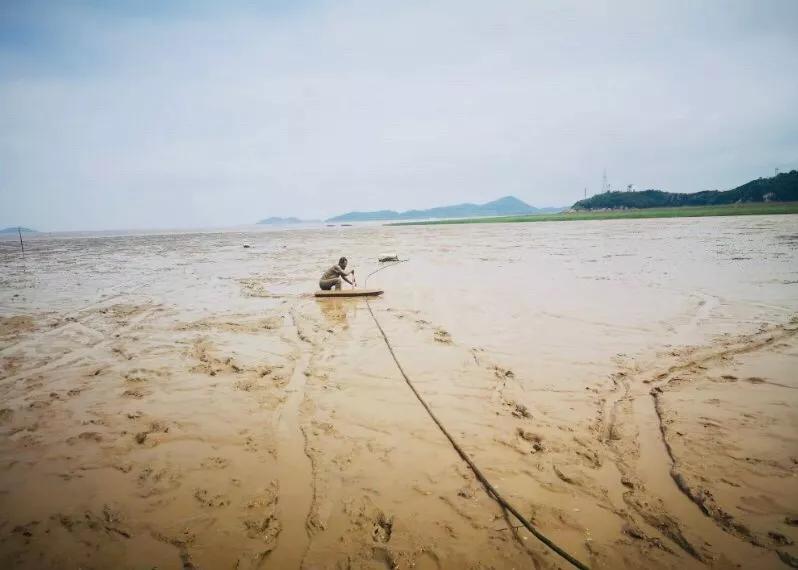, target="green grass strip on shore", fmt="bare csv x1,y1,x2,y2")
389,202,798,226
